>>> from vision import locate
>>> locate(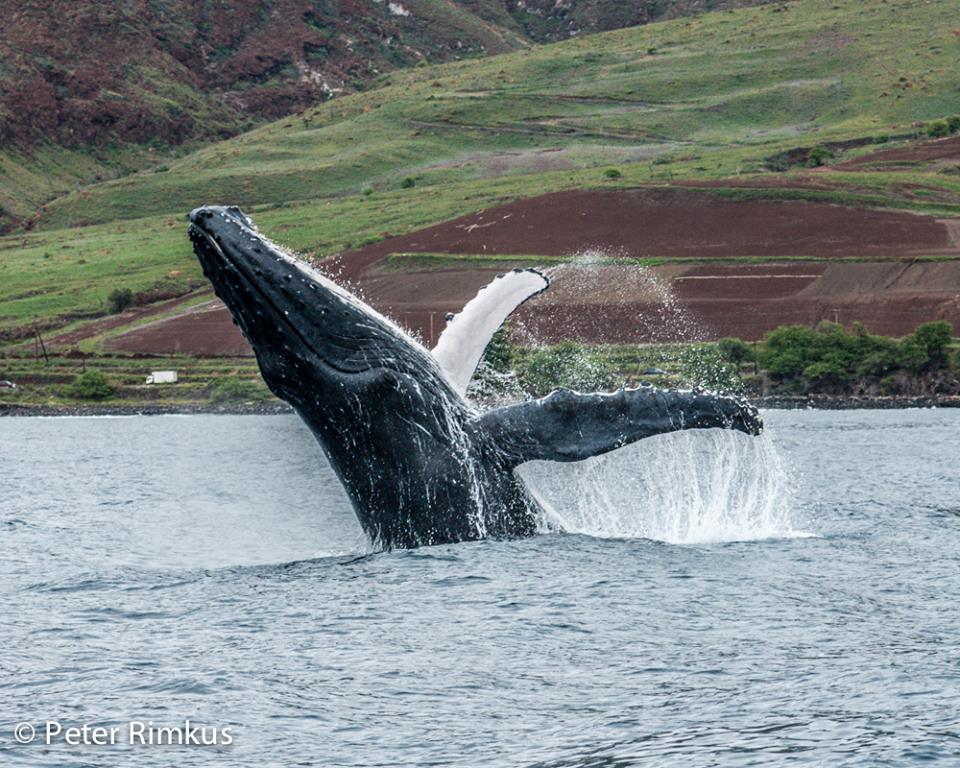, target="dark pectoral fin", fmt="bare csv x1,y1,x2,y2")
478,387,762,467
